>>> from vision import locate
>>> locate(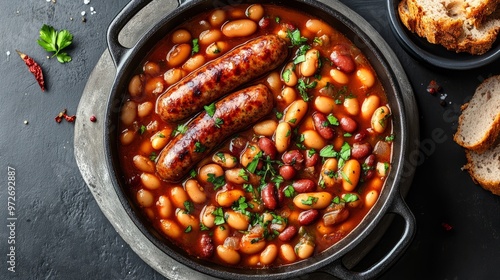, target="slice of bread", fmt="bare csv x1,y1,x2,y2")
454,75,500,152
398,0,500,54
463,143,500,195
